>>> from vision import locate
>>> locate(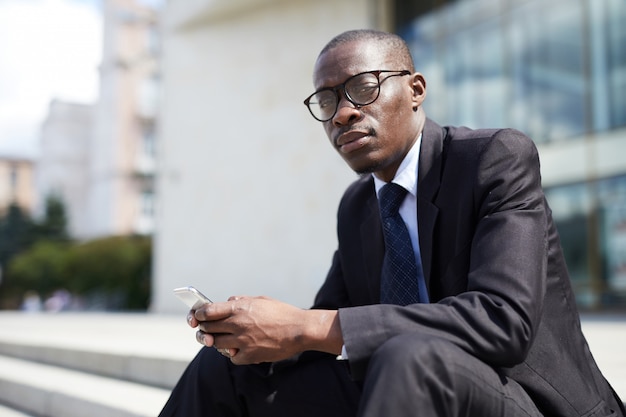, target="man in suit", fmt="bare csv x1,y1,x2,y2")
159,29,625,417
